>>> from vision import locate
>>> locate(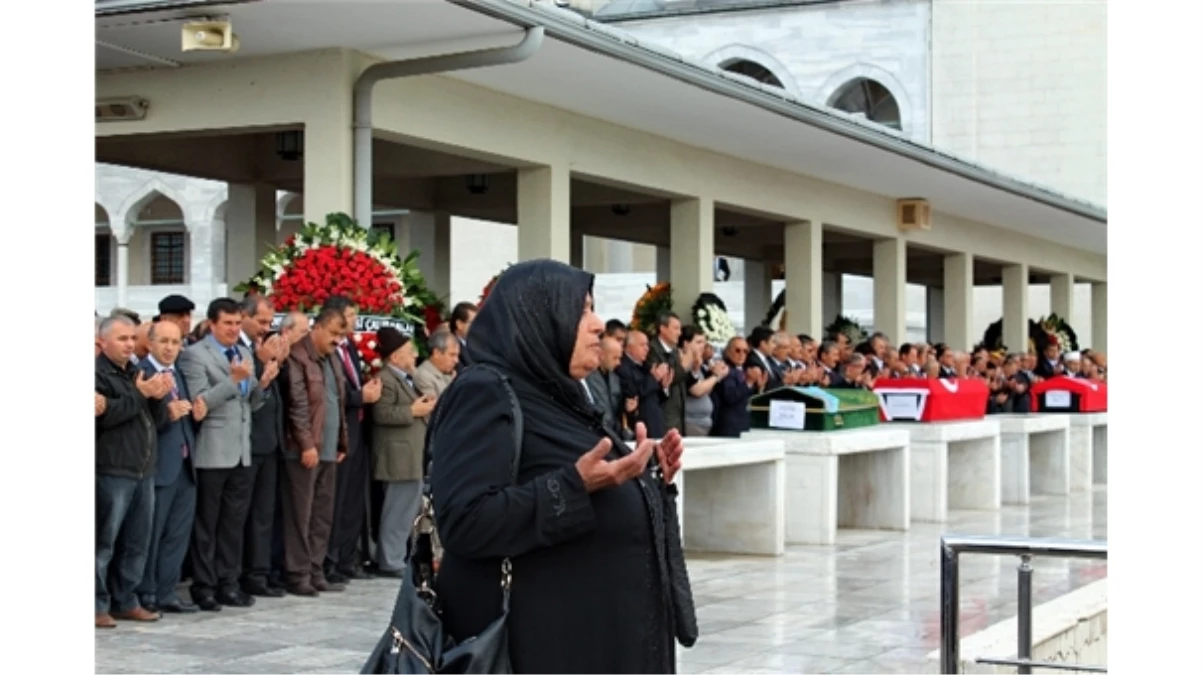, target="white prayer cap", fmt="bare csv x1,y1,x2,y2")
1064,351,1081,362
